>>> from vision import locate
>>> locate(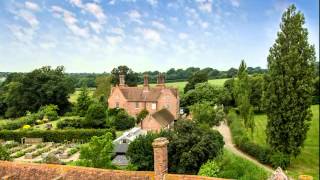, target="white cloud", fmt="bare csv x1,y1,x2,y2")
51,6,89,38
7,24,34,43
106,35,123,46
17,10,39,28
196,0,212,13
152,21,166,30
137,28,163,44
147,0,157,6
178,33,188,40
109,0,116,5
230,0,240,7
68,0,106,33
110,27,124,36
187,20,194,26
25,1,40,11
128,10,143,24
201,21,209,29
